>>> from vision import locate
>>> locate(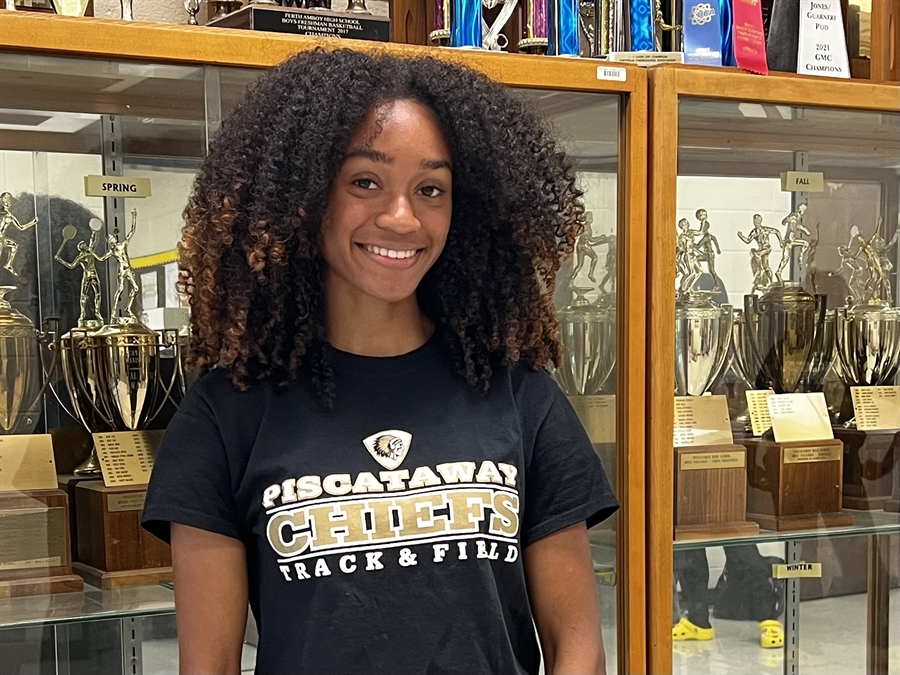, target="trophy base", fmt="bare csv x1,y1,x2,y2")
208,4,391,41
884,499,899,513
0,489,84,598
744,438,850,529
0,573,84,599
835,428,898,511
73,562,173,590
747,511,854,532
675,520,760,541
675,445,757,537
75,483,171,581
58,474,103,564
